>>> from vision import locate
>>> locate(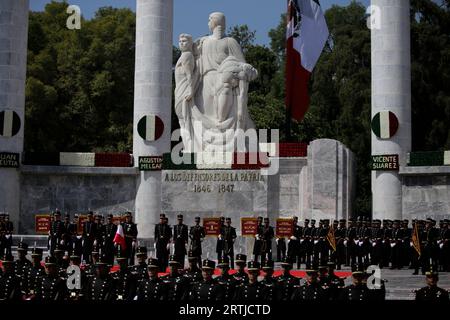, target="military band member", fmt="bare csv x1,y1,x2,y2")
253,216,263,263
103,214,117,265
189,259,224,301
49,210,65,256
189,216,205,268
161,255,190,300
216,216,226,261
136,258,168,301
23,248,45,298
155,214,172,272
34,256,67,301
292,267,329,301
111,249,137,301
222,217,237,269
123,212,138,265
277,257,300,301
233,261,265,300
82,255,114,301
184,250,203,287
131,246,149,282
215,256,237,300
82,211,98,264
261,218,274,263
415,269,449,301
173,214,189,268
233,254,249,285
0,254,21,301
260,259,278,301
287,216,301,268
